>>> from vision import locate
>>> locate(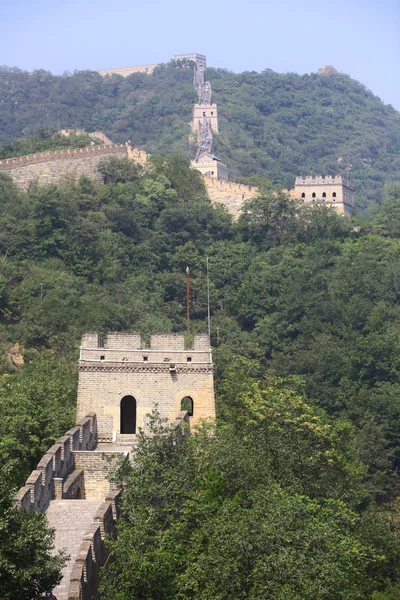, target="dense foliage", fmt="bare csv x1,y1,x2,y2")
1,61,400,209
1,154,400,596
0,129,102,160
101,404,400,600
0,464,66,599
